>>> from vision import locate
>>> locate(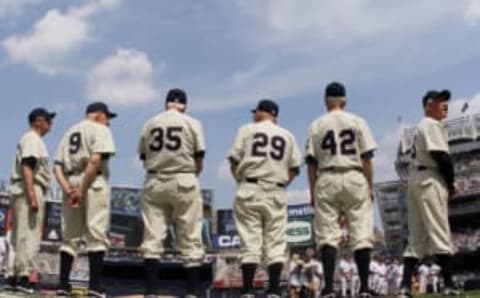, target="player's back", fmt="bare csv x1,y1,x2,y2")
233,120,298,184
57,120,114,176
308,110,376,170
139,110,203,175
